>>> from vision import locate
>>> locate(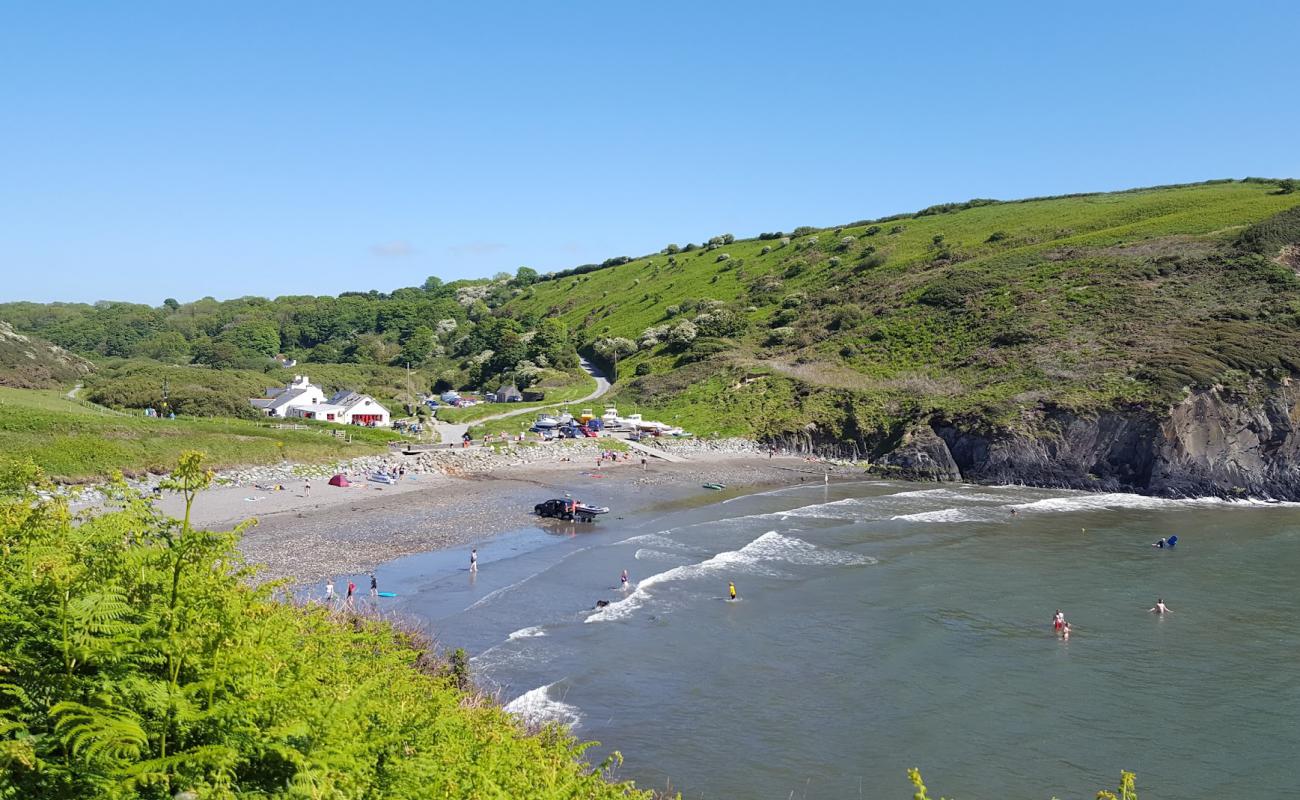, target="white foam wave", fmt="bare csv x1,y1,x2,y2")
587,531,873,623
507,626,546,640
503,682,582,728
634,548,681,561
891,507,978,523
1010,493,1231,514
